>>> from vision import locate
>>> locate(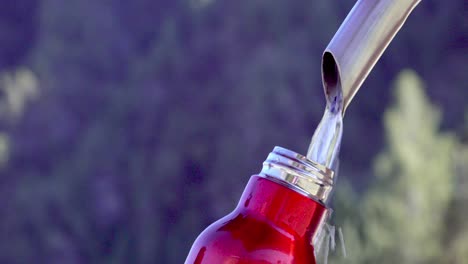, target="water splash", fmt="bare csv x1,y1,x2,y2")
314,222,347,264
